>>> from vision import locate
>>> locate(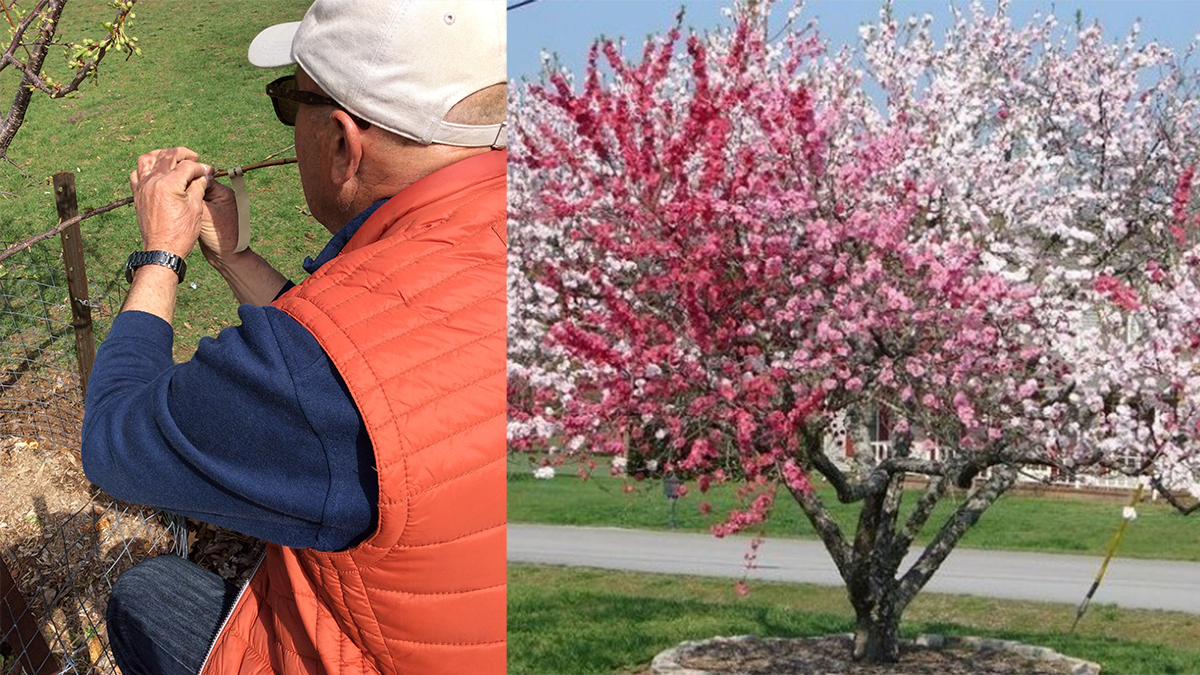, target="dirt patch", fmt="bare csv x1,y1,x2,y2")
0,328,85,453
0,434,175,674
0,434,262,674
665,635,1095,675
0,365,261,674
